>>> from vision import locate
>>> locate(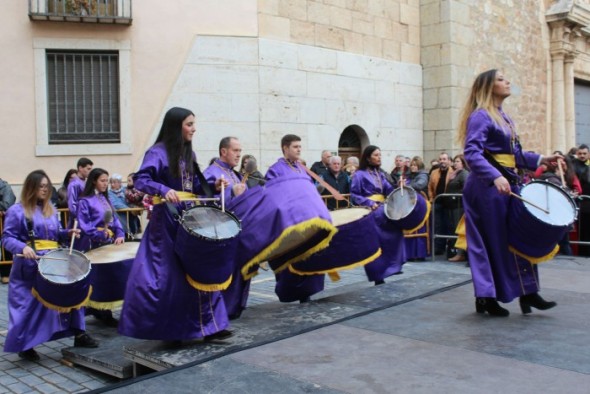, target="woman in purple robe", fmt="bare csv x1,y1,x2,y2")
458,69,561,316
77,168,126,327
2,170,98,361
351,145,406,284
118,107,231,341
